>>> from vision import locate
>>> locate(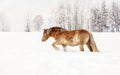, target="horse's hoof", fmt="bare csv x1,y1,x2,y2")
63,49,67,52
54,47,59,50
64,50,67,52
